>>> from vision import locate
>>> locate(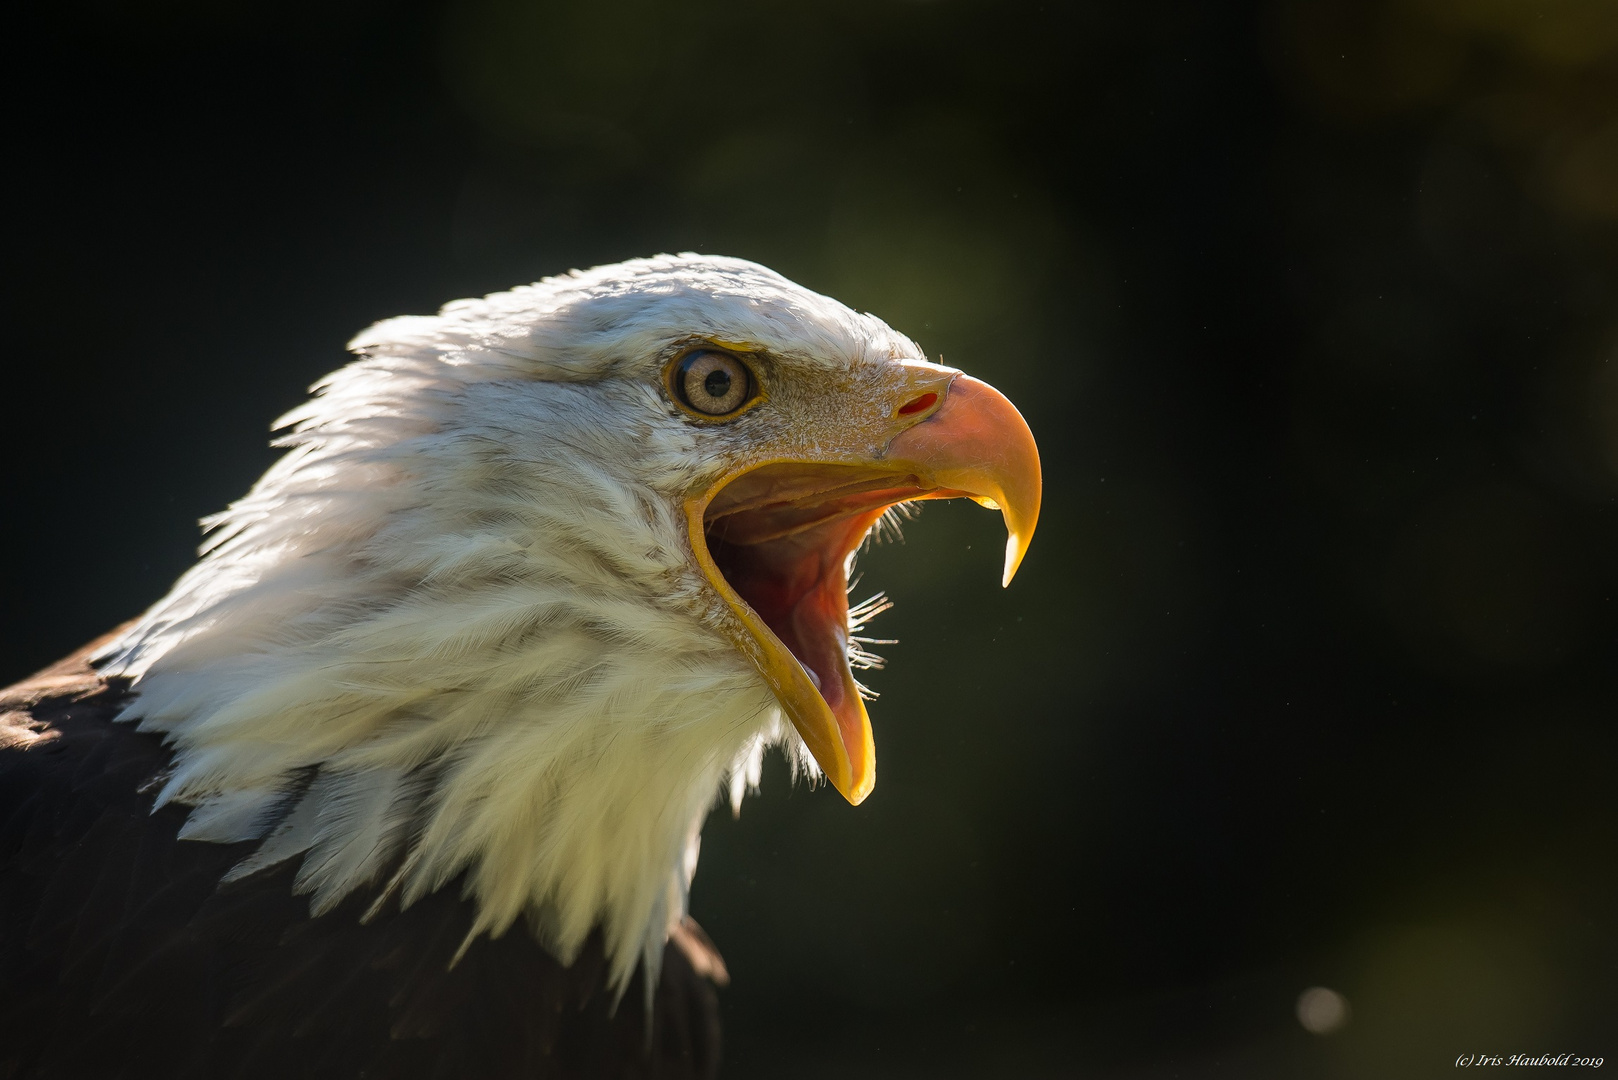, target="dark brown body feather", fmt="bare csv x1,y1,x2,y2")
0,641,724,1080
